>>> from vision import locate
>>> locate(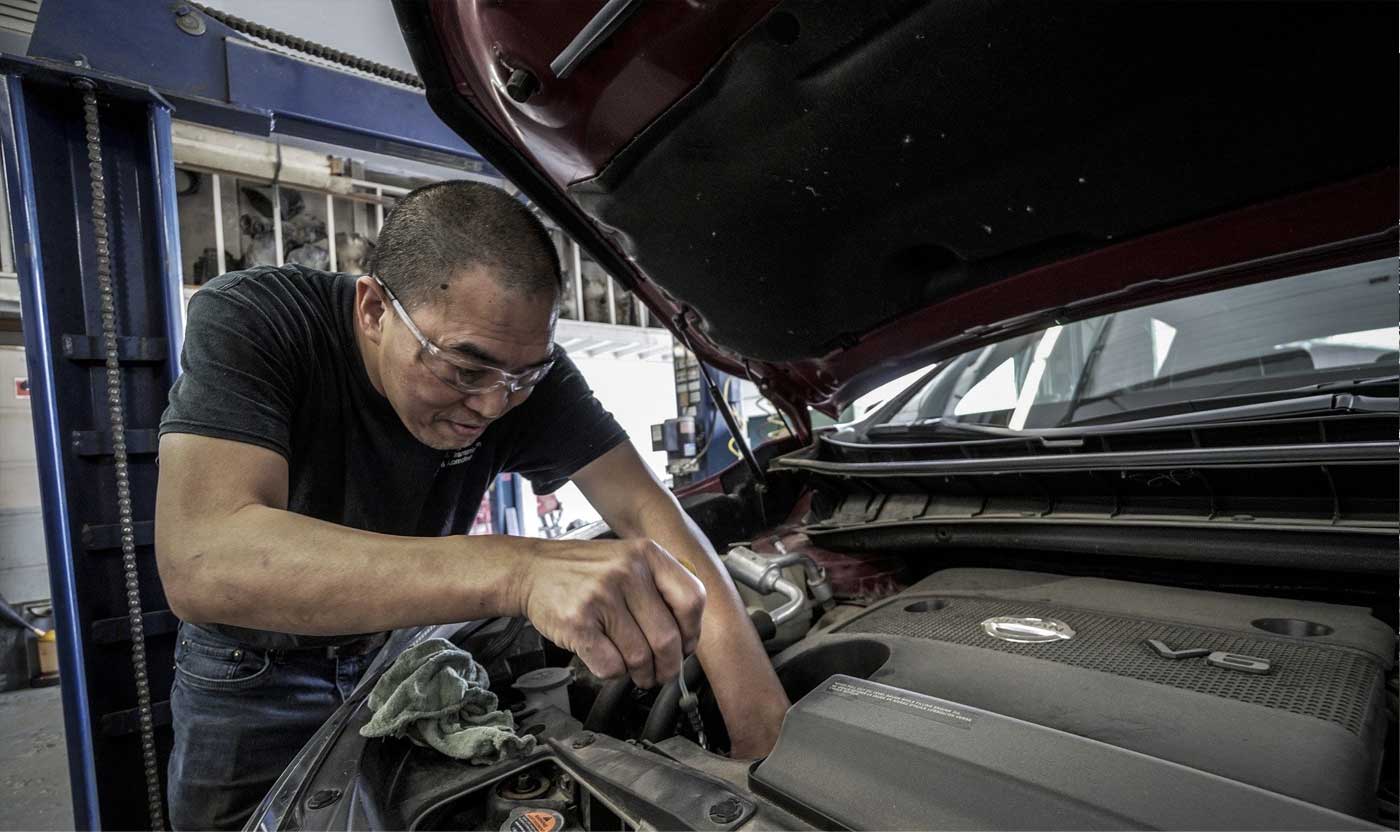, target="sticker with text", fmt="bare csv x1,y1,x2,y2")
827,679,976,729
